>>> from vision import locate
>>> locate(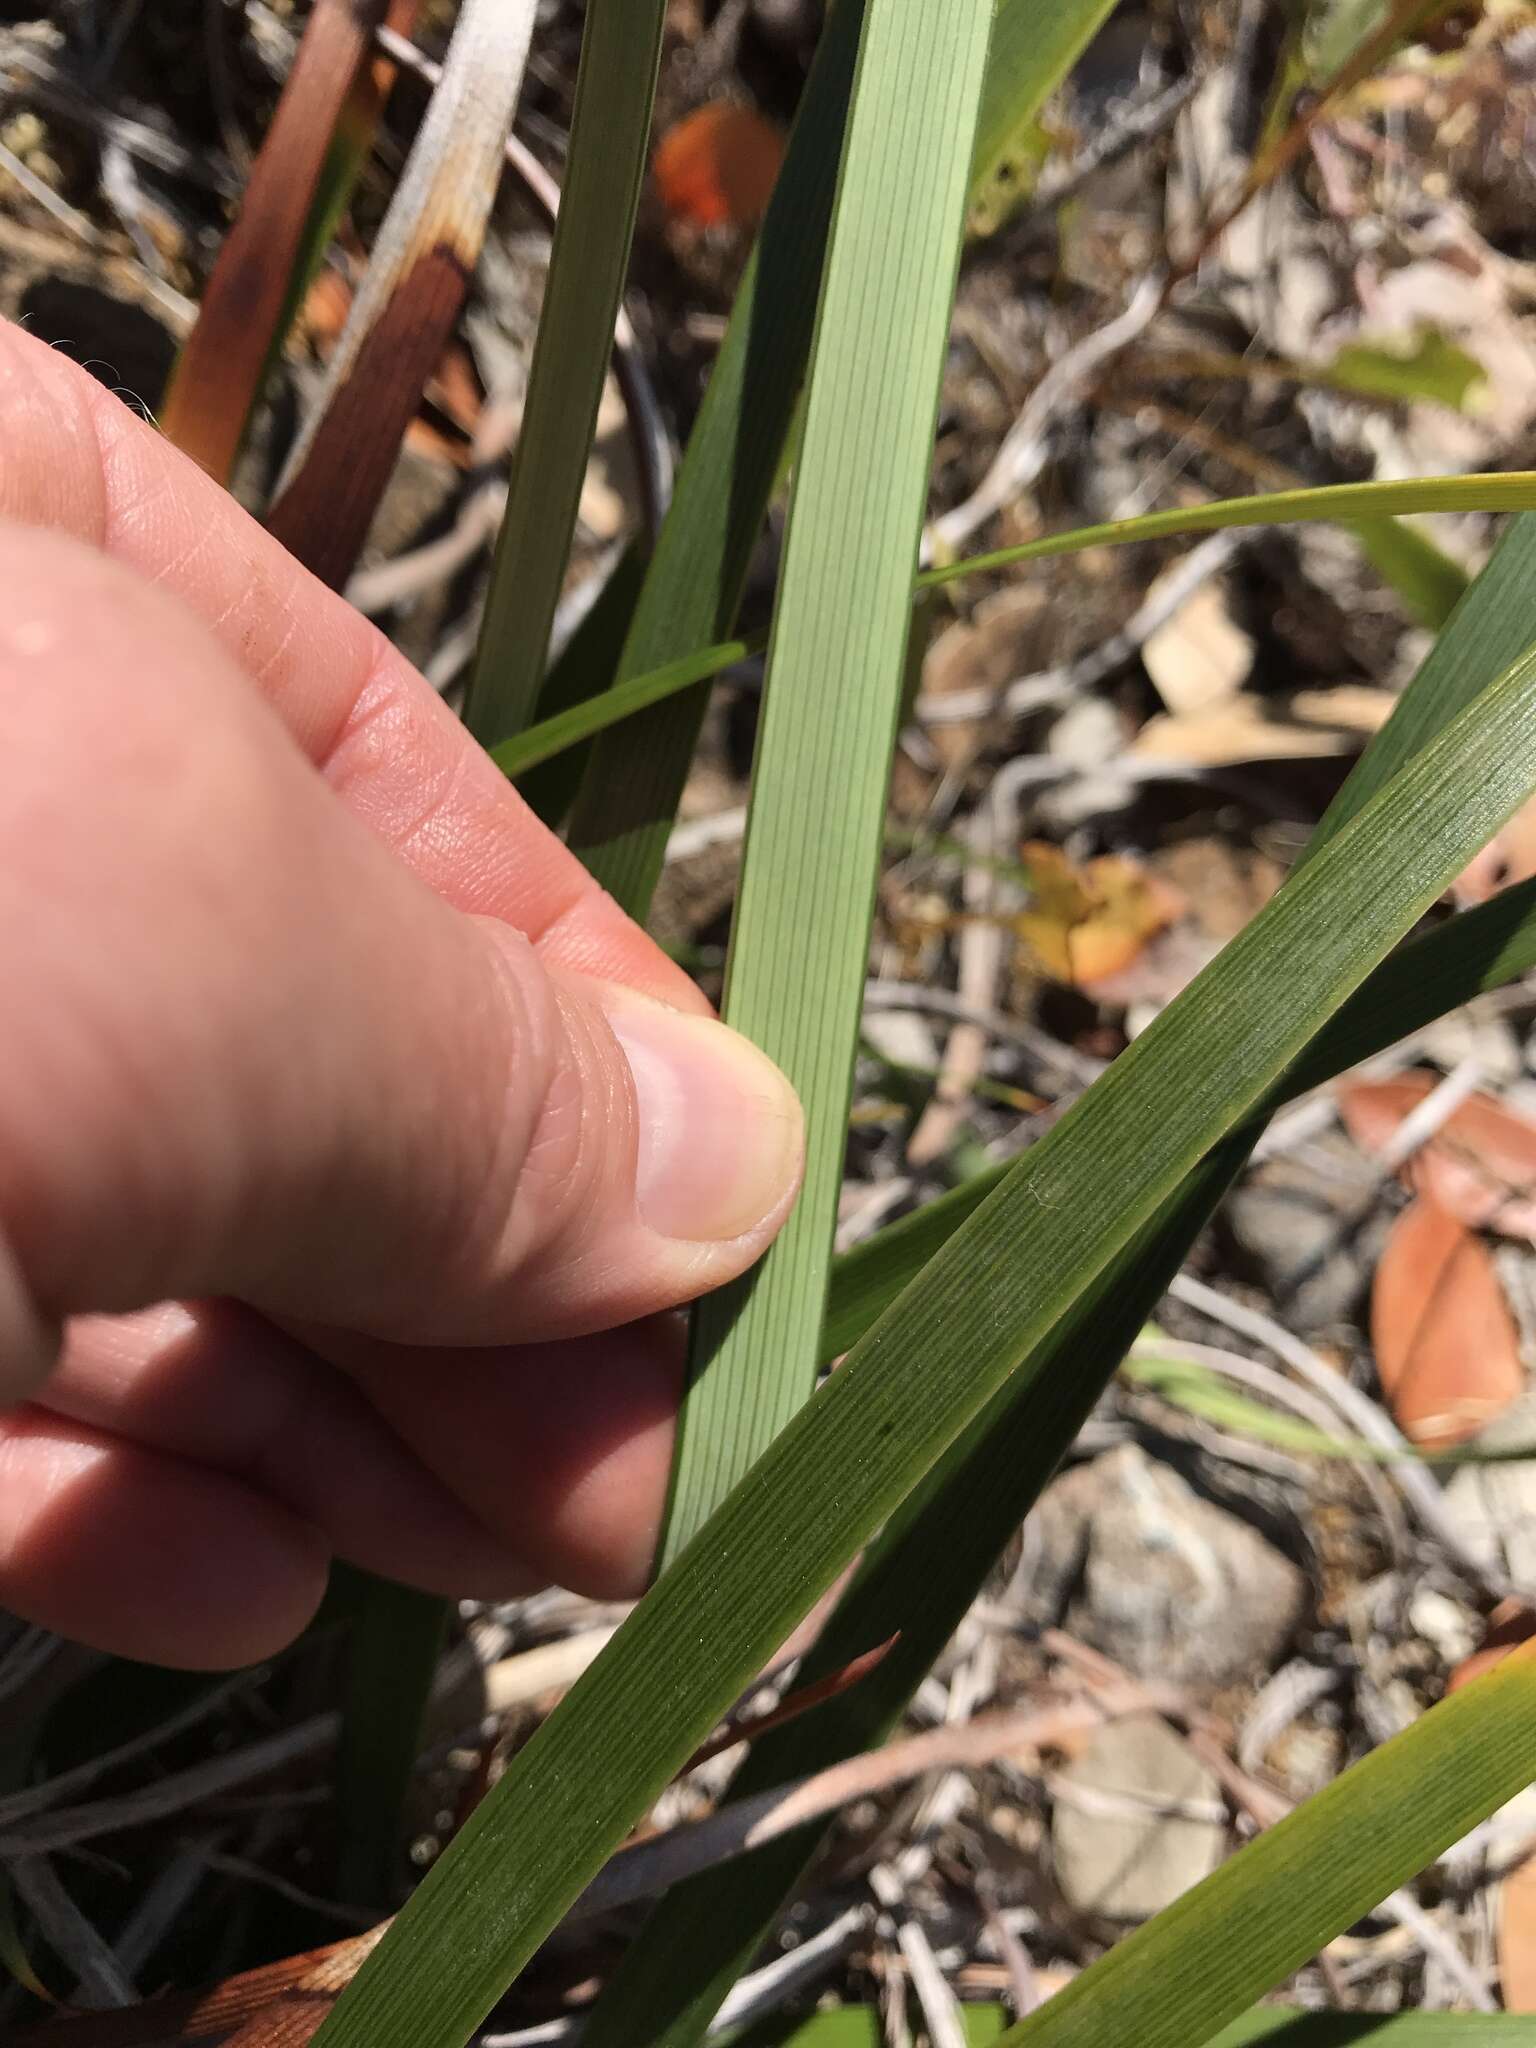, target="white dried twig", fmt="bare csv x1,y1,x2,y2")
927,273,1165,559
1170,1273,1516,1599
10,1855,135,2009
